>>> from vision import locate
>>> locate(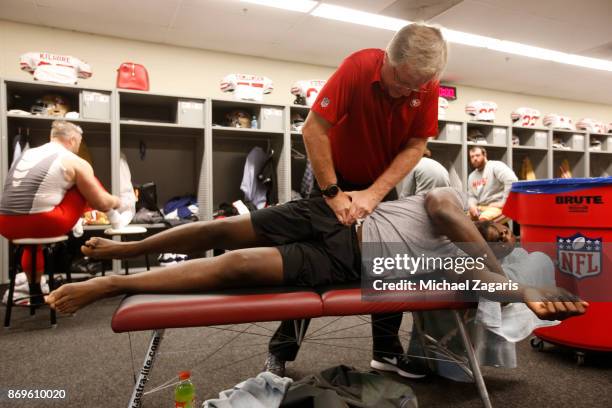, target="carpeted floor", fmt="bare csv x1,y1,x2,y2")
1,294,611,408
